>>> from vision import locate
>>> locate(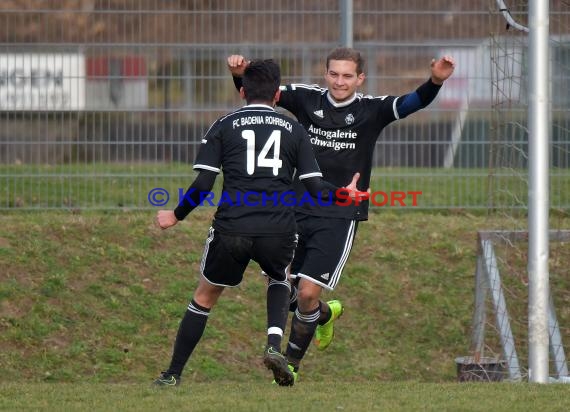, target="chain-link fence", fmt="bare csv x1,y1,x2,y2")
1,1,568,210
